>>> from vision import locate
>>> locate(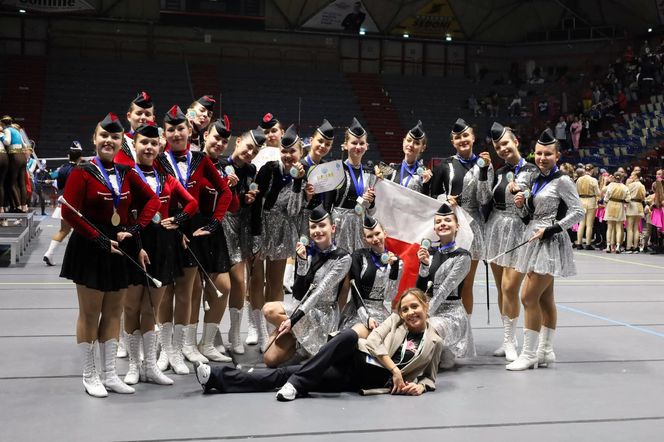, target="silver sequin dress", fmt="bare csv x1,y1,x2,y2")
284,247,352,356
329,164,378,254
417,246,474,358
339,250,403,330
481,161,539,267
256,162,305,261
514,173,584,277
